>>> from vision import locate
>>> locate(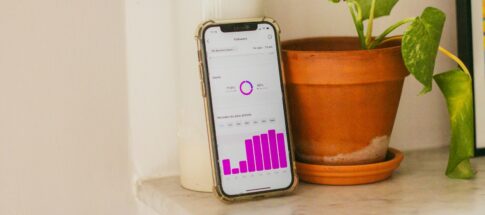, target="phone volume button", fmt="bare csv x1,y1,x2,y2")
198,63,204,80
197,50,202,62
200,81,206,97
